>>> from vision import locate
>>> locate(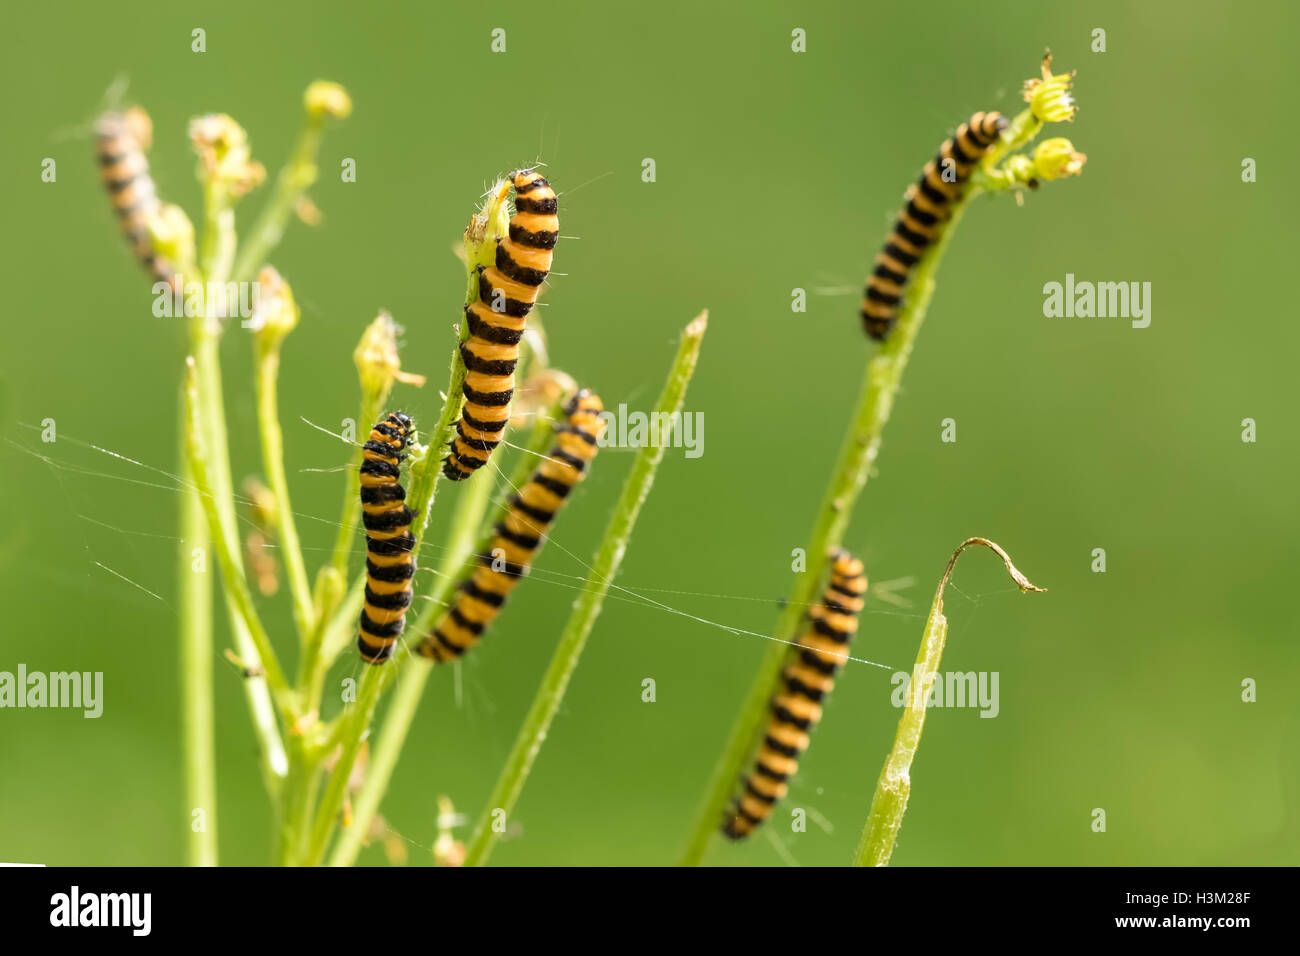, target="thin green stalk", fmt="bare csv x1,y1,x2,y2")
679,104,1054,866
198,190,235,283
179,464,217,866
325,658,429,866
326,386,387,578
191,162,290,782
231,114,328,286
228,607,289,791
311,571,366,703
255,342,314,639
463,311,708,867
274,738,316,866
854,538,1043,866
188,326,289,792
184,353,293,707
322,312,426,586
303,665,389,864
